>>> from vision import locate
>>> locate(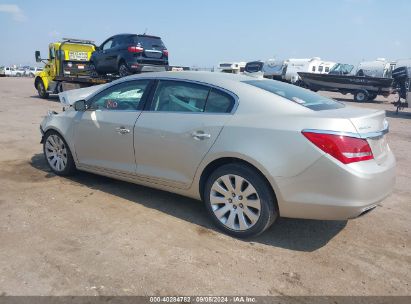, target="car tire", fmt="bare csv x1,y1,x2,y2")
36,79,49,99
43,131,76,176
368,93,378,101
89,62,99,78
118,62,131,77
16,73,21,77
204,163,278,238
354,90,369,102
